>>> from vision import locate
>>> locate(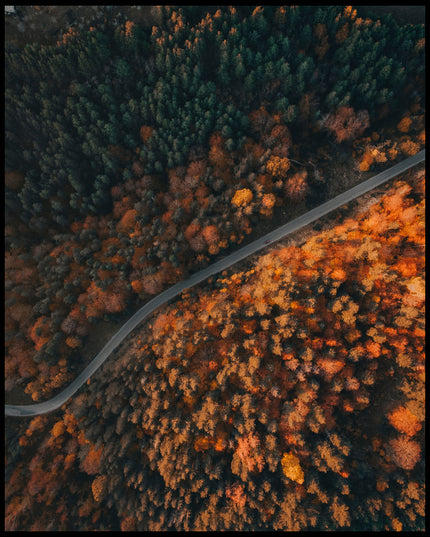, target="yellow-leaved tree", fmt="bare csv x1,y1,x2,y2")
281,452,304,484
